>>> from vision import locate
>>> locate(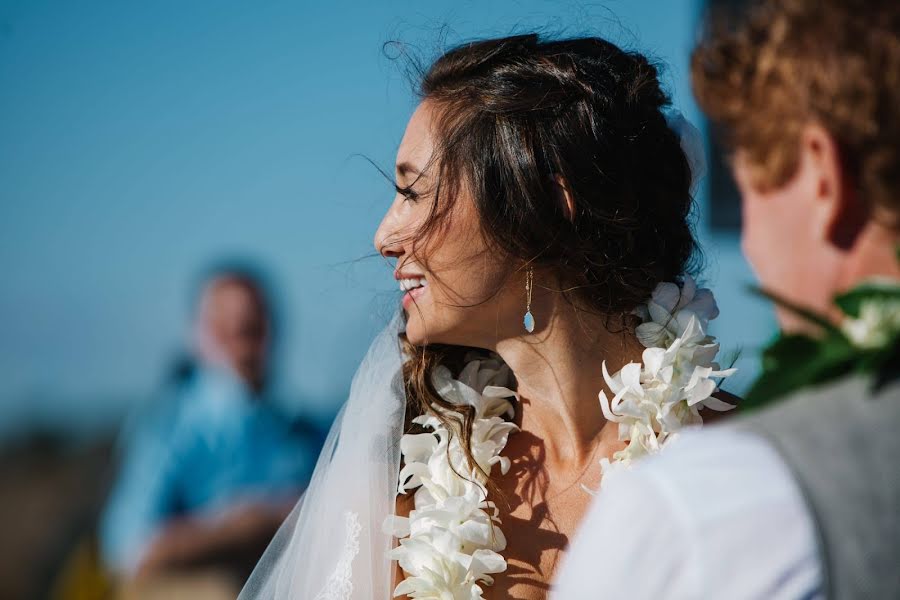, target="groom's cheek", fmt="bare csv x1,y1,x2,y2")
734,155,798,281
733,163,771,281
